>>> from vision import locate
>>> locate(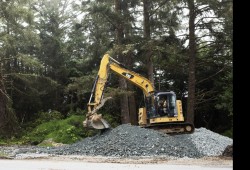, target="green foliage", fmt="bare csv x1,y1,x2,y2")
0,85,19,138
22,115,97,145
67,108,85,116
102,111,121,129
65,73,96,94
8,73,61,121
215,72,233,116
17,54,43,71
0,141,8,145
27,110,64,129
222,127,233,139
